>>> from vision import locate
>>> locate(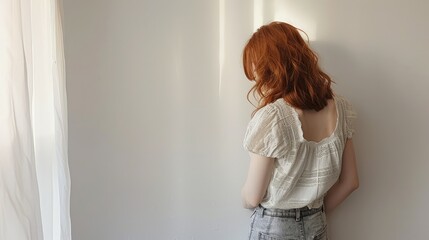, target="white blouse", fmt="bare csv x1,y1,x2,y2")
243,95,356,209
